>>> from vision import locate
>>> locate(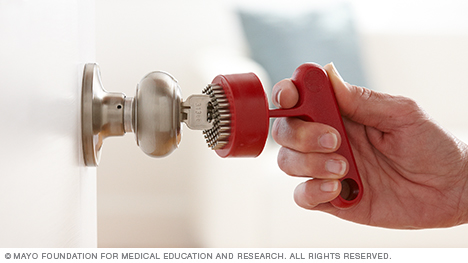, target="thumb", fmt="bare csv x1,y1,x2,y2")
323,63,412,131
